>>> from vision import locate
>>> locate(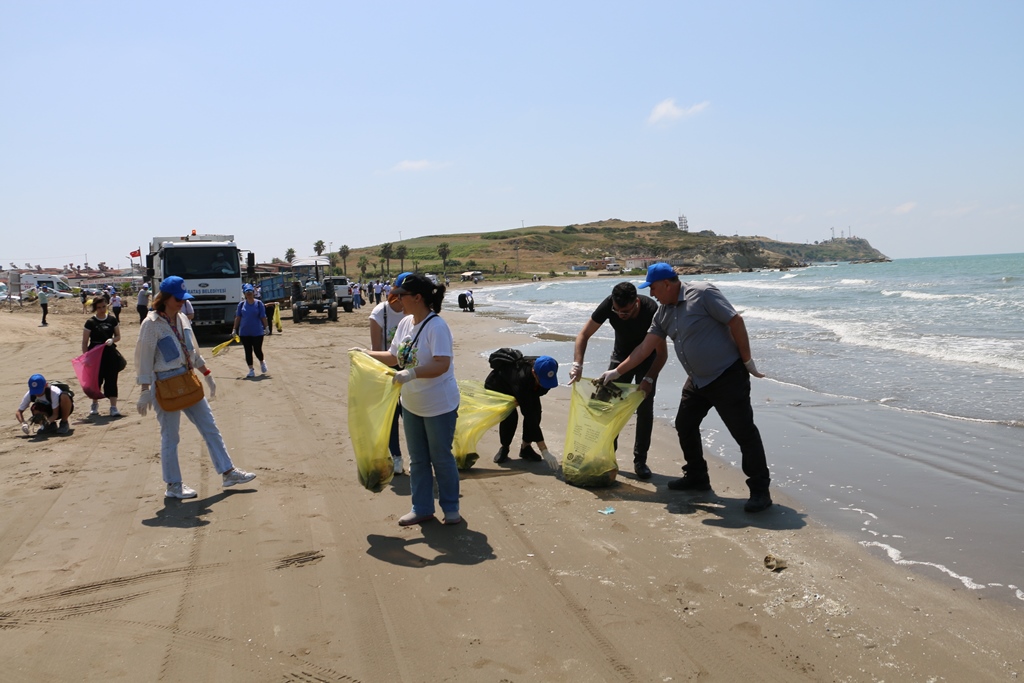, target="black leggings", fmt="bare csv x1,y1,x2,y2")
240,335,265,367
95,345,120,398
